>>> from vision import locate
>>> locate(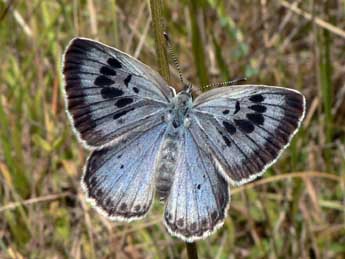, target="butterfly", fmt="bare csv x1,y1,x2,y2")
62,37,305,242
